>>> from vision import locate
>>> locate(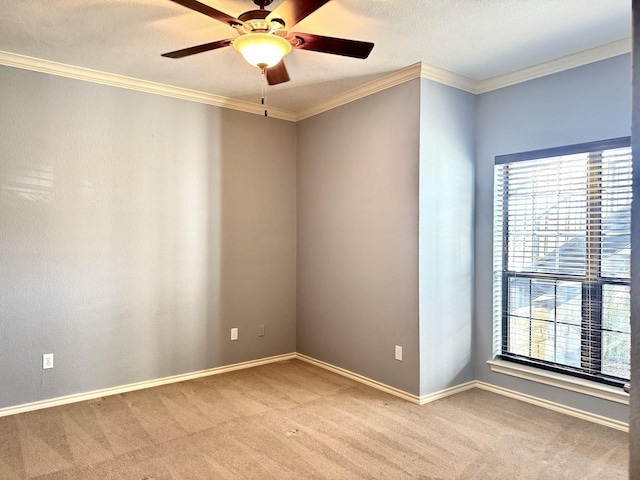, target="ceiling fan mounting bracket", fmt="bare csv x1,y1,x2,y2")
252,0,273,8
